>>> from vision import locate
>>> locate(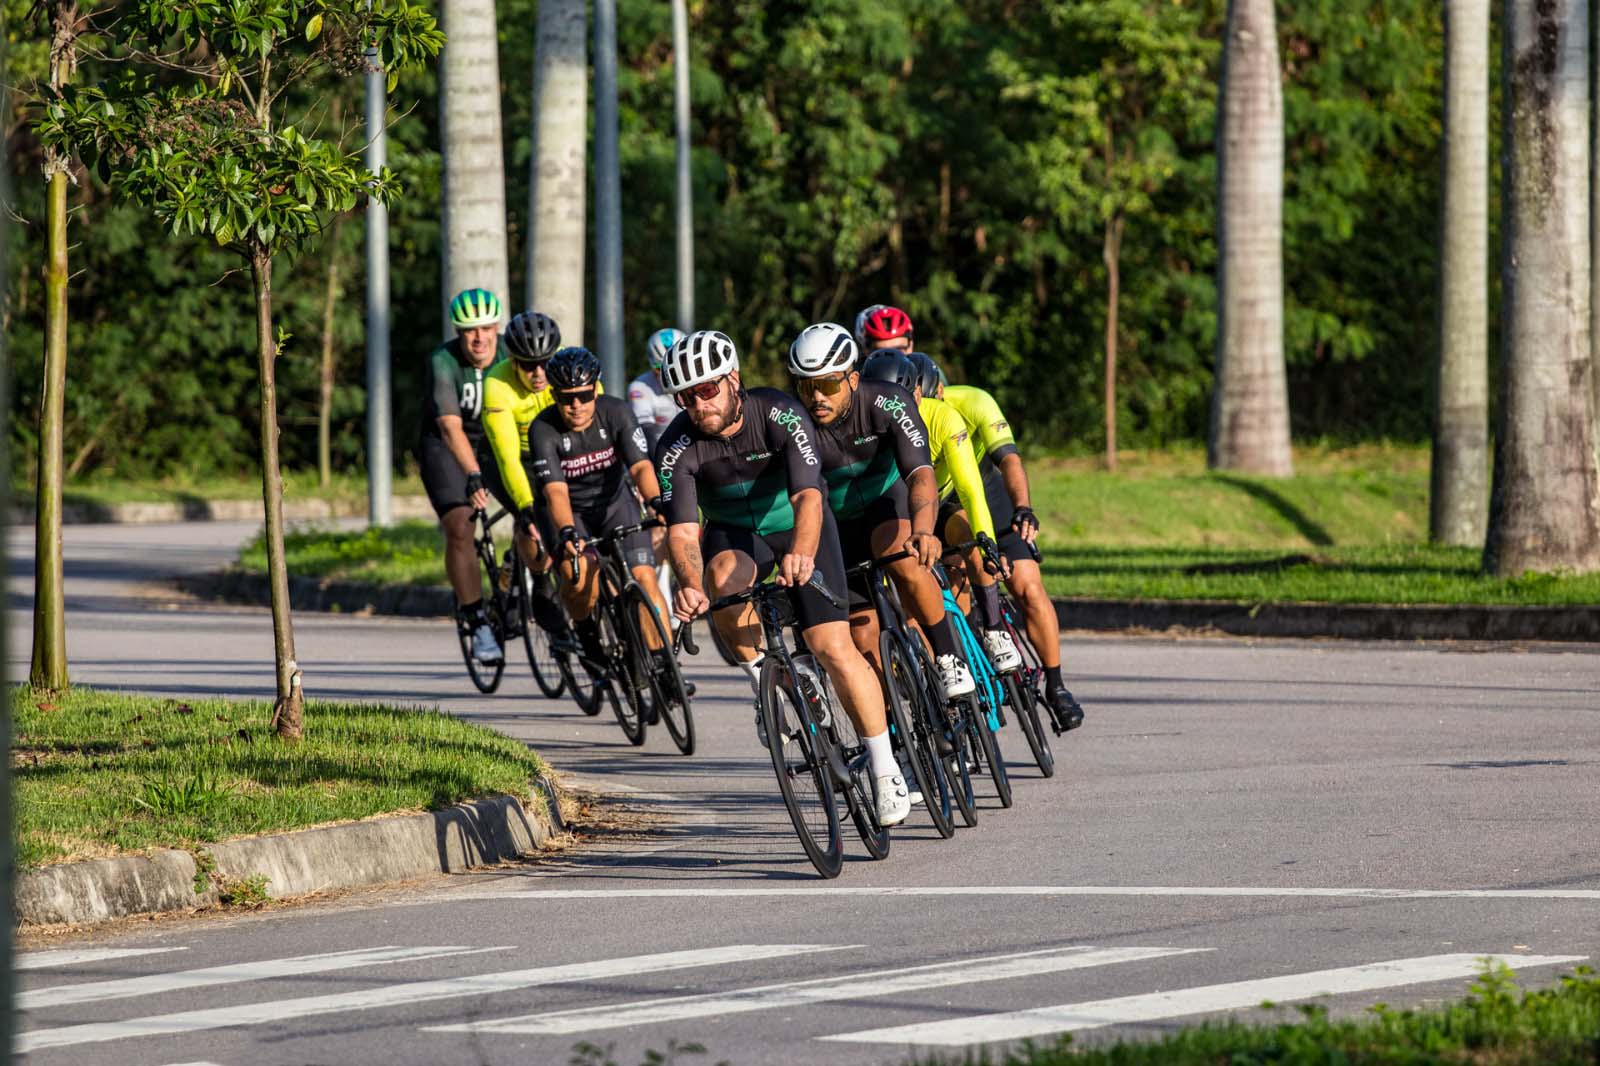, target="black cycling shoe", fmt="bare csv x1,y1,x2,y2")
1048,687,1085,733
